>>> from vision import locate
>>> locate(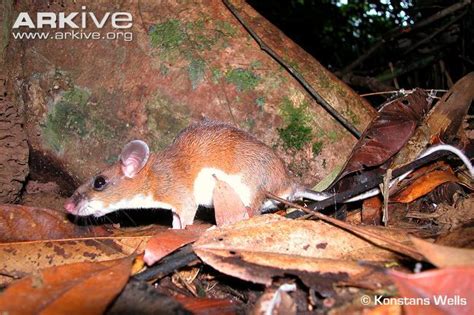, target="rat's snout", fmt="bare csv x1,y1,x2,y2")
64,198,78,214
64,192,85,215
